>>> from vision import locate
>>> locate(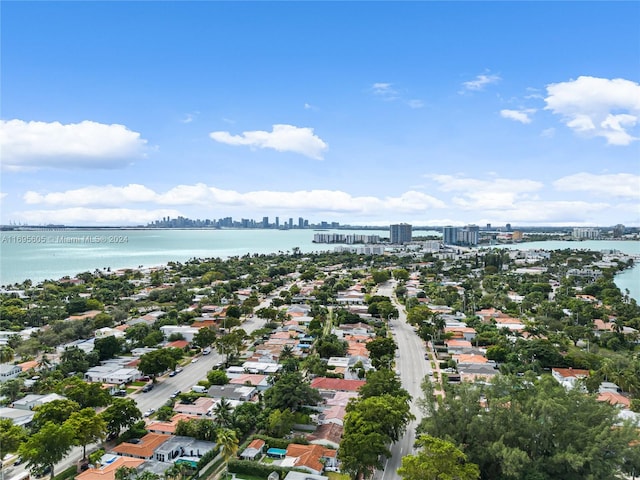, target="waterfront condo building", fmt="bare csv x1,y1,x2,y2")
390,223,412,245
